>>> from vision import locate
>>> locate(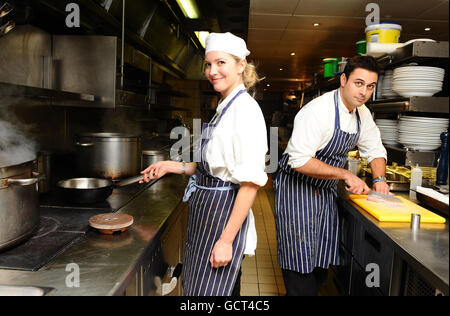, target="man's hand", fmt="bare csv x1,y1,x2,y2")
344,170,371,195
372,180,390,194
